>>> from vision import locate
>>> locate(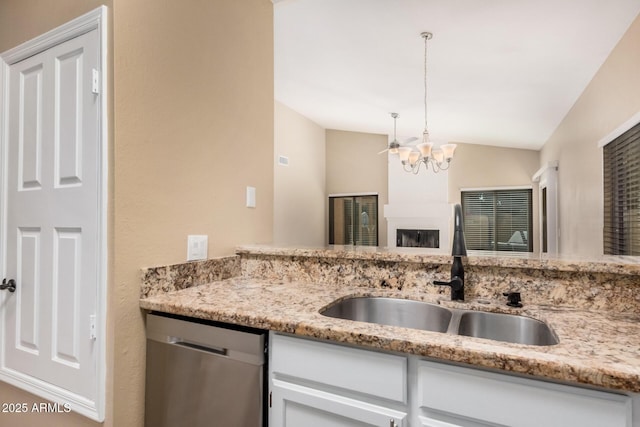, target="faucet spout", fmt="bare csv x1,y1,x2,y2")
433,204,467,301
452,204,467,257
